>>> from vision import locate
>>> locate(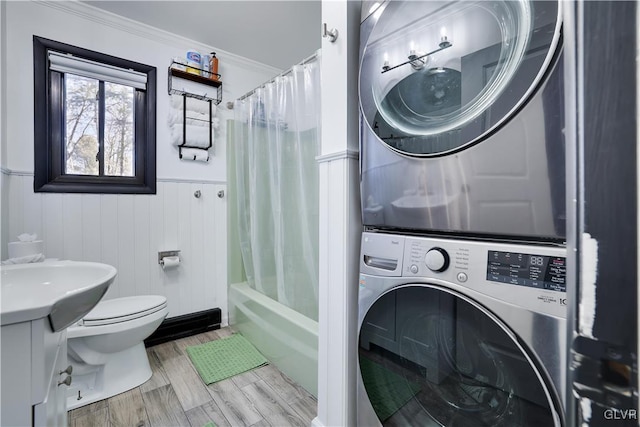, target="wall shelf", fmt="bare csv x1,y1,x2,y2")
168,62,222,104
